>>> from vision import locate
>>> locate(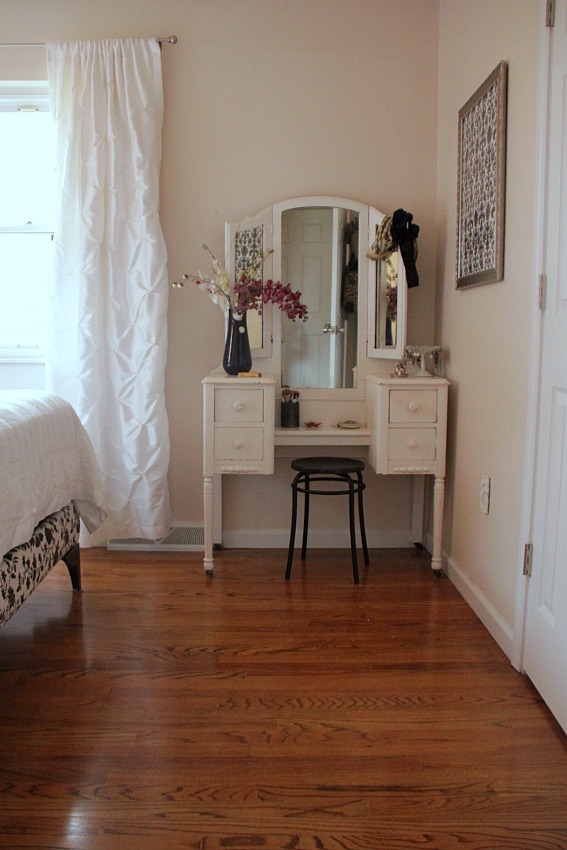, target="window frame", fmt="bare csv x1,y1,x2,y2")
0,81,54,364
